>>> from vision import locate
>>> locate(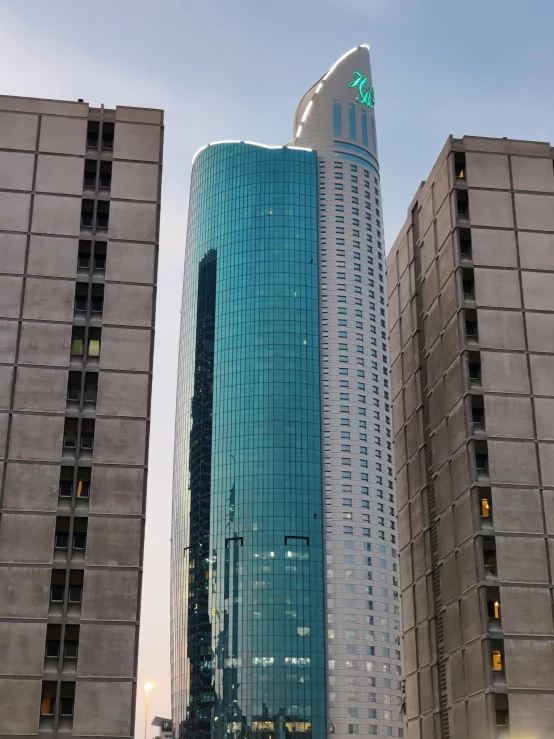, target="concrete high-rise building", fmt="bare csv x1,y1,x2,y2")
171,46,403,739
387,135,554,739
0,95,163,737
